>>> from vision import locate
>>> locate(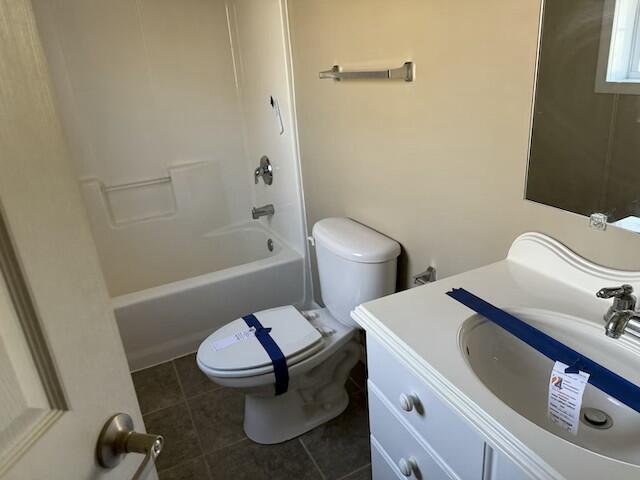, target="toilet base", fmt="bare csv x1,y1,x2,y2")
243,338,360,444
244,387,349,444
